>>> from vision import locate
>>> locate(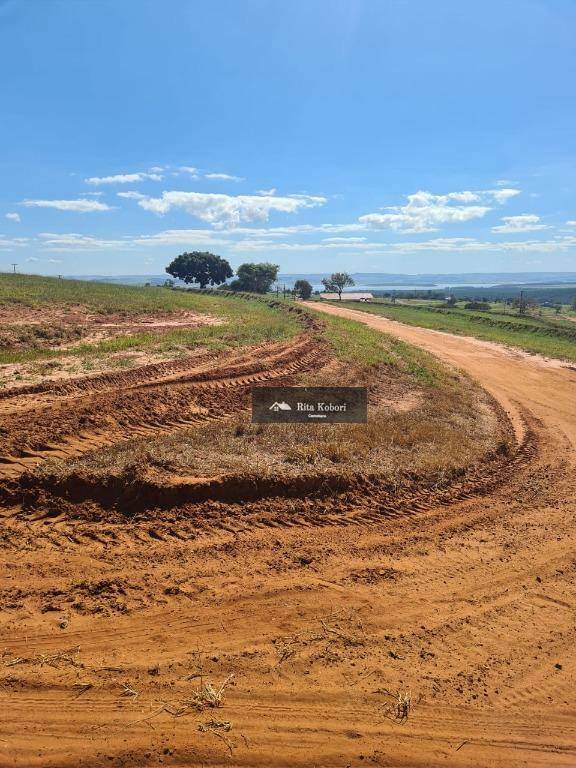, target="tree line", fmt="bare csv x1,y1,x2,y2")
165,251,355,300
